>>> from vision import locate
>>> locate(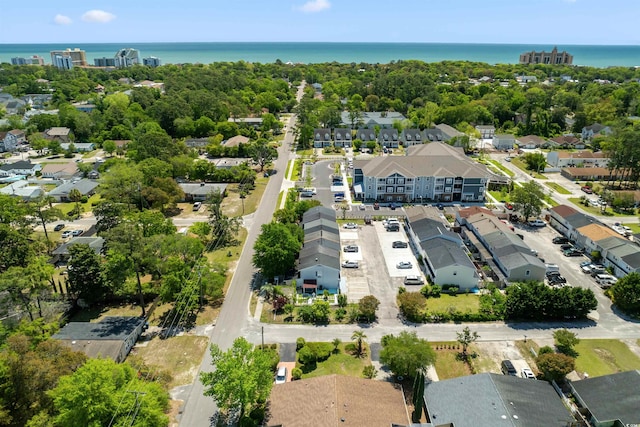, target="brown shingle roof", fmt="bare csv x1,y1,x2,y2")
457,206,495,219
556,150,606,159
577,223,620,242
267,375,409,427
550,204,578,218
